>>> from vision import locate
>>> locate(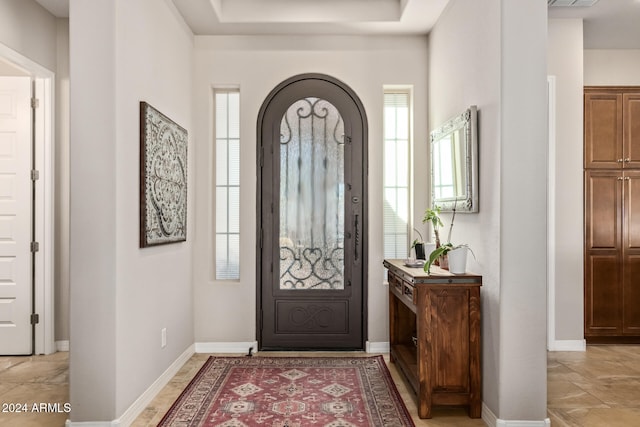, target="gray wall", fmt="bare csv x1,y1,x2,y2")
545,31,640,346
0,0,57,71
55,17,70,344
499,1,548,419
585,49,640,85
547,19,585,344
70,0,117,418
0,0,69,348
69,0,194,421
192,35,430,345
429,0,548,421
